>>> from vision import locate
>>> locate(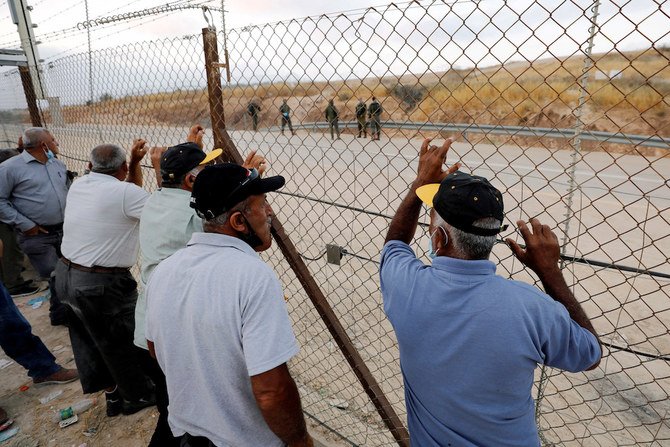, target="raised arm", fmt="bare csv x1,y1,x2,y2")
506,218,602,369
186,124,205,149
126,139,147,187
385,138,460,244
